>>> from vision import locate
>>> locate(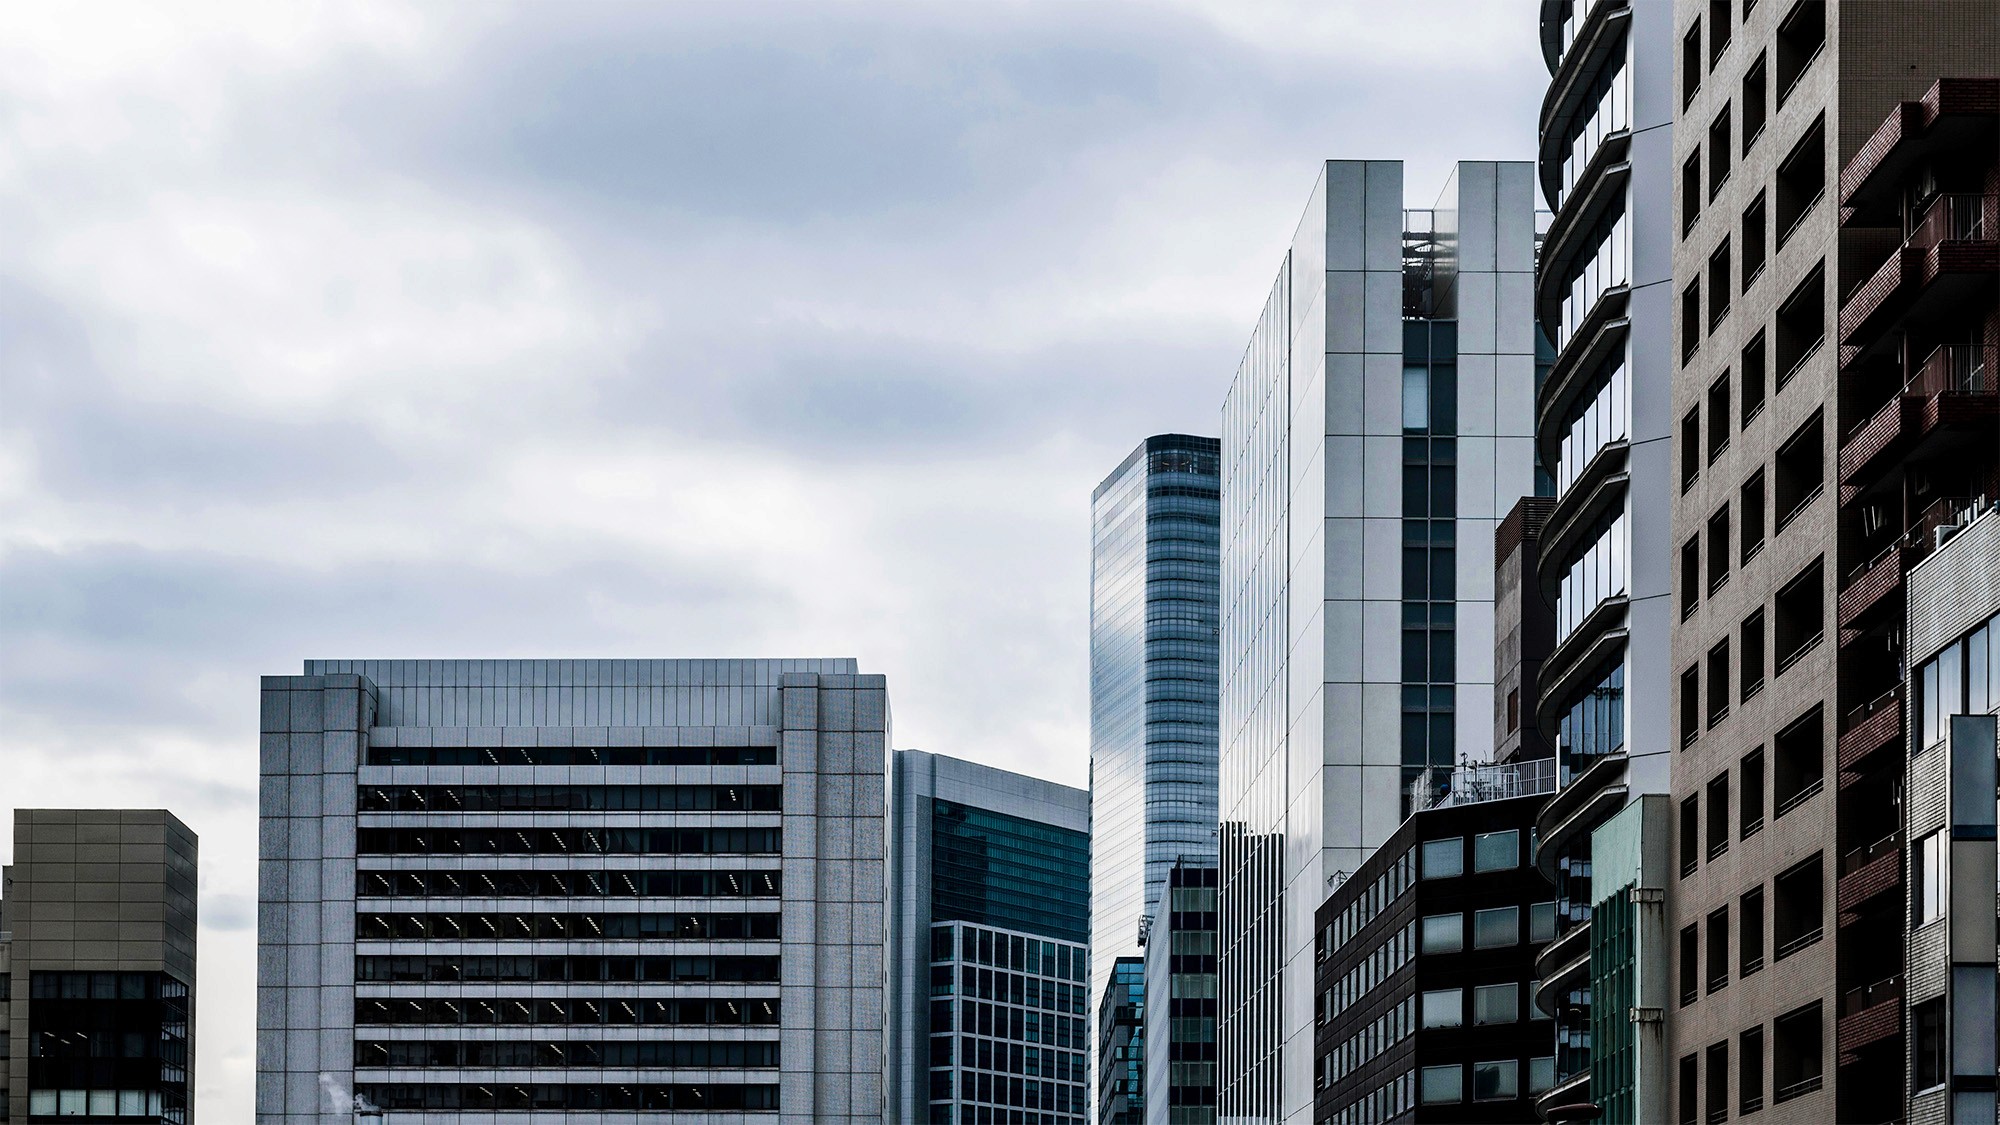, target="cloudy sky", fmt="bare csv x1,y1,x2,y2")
0,1,1541,1117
